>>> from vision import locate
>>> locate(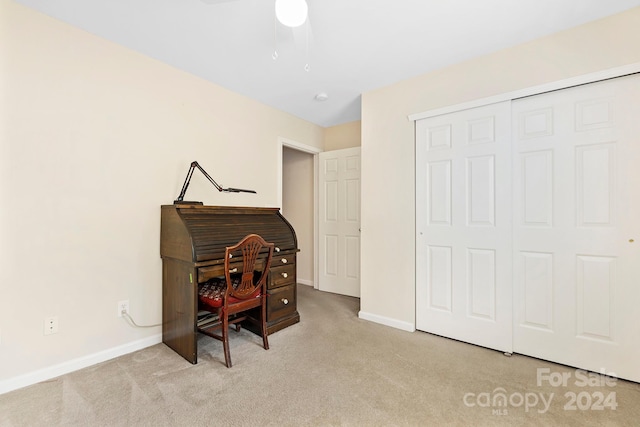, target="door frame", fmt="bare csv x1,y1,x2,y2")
411,62,640,330
277,137,322,289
